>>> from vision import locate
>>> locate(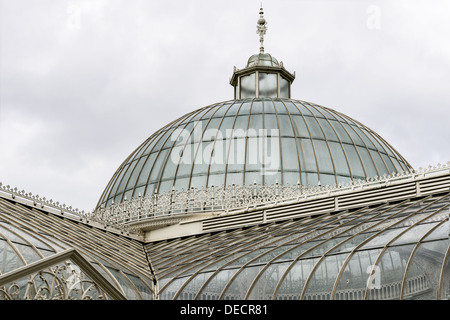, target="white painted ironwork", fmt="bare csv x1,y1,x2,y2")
0,161,448,234
91,162,450,231
256,5,268,53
